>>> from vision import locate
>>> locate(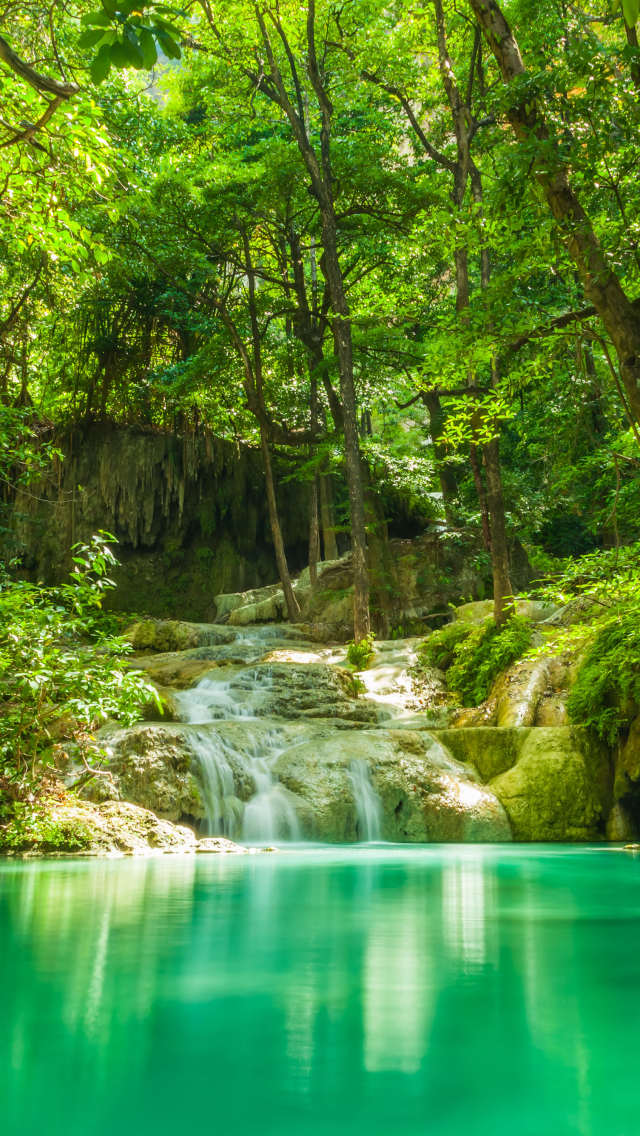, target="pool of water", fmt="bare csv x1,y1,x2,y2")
2,845,640,1136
